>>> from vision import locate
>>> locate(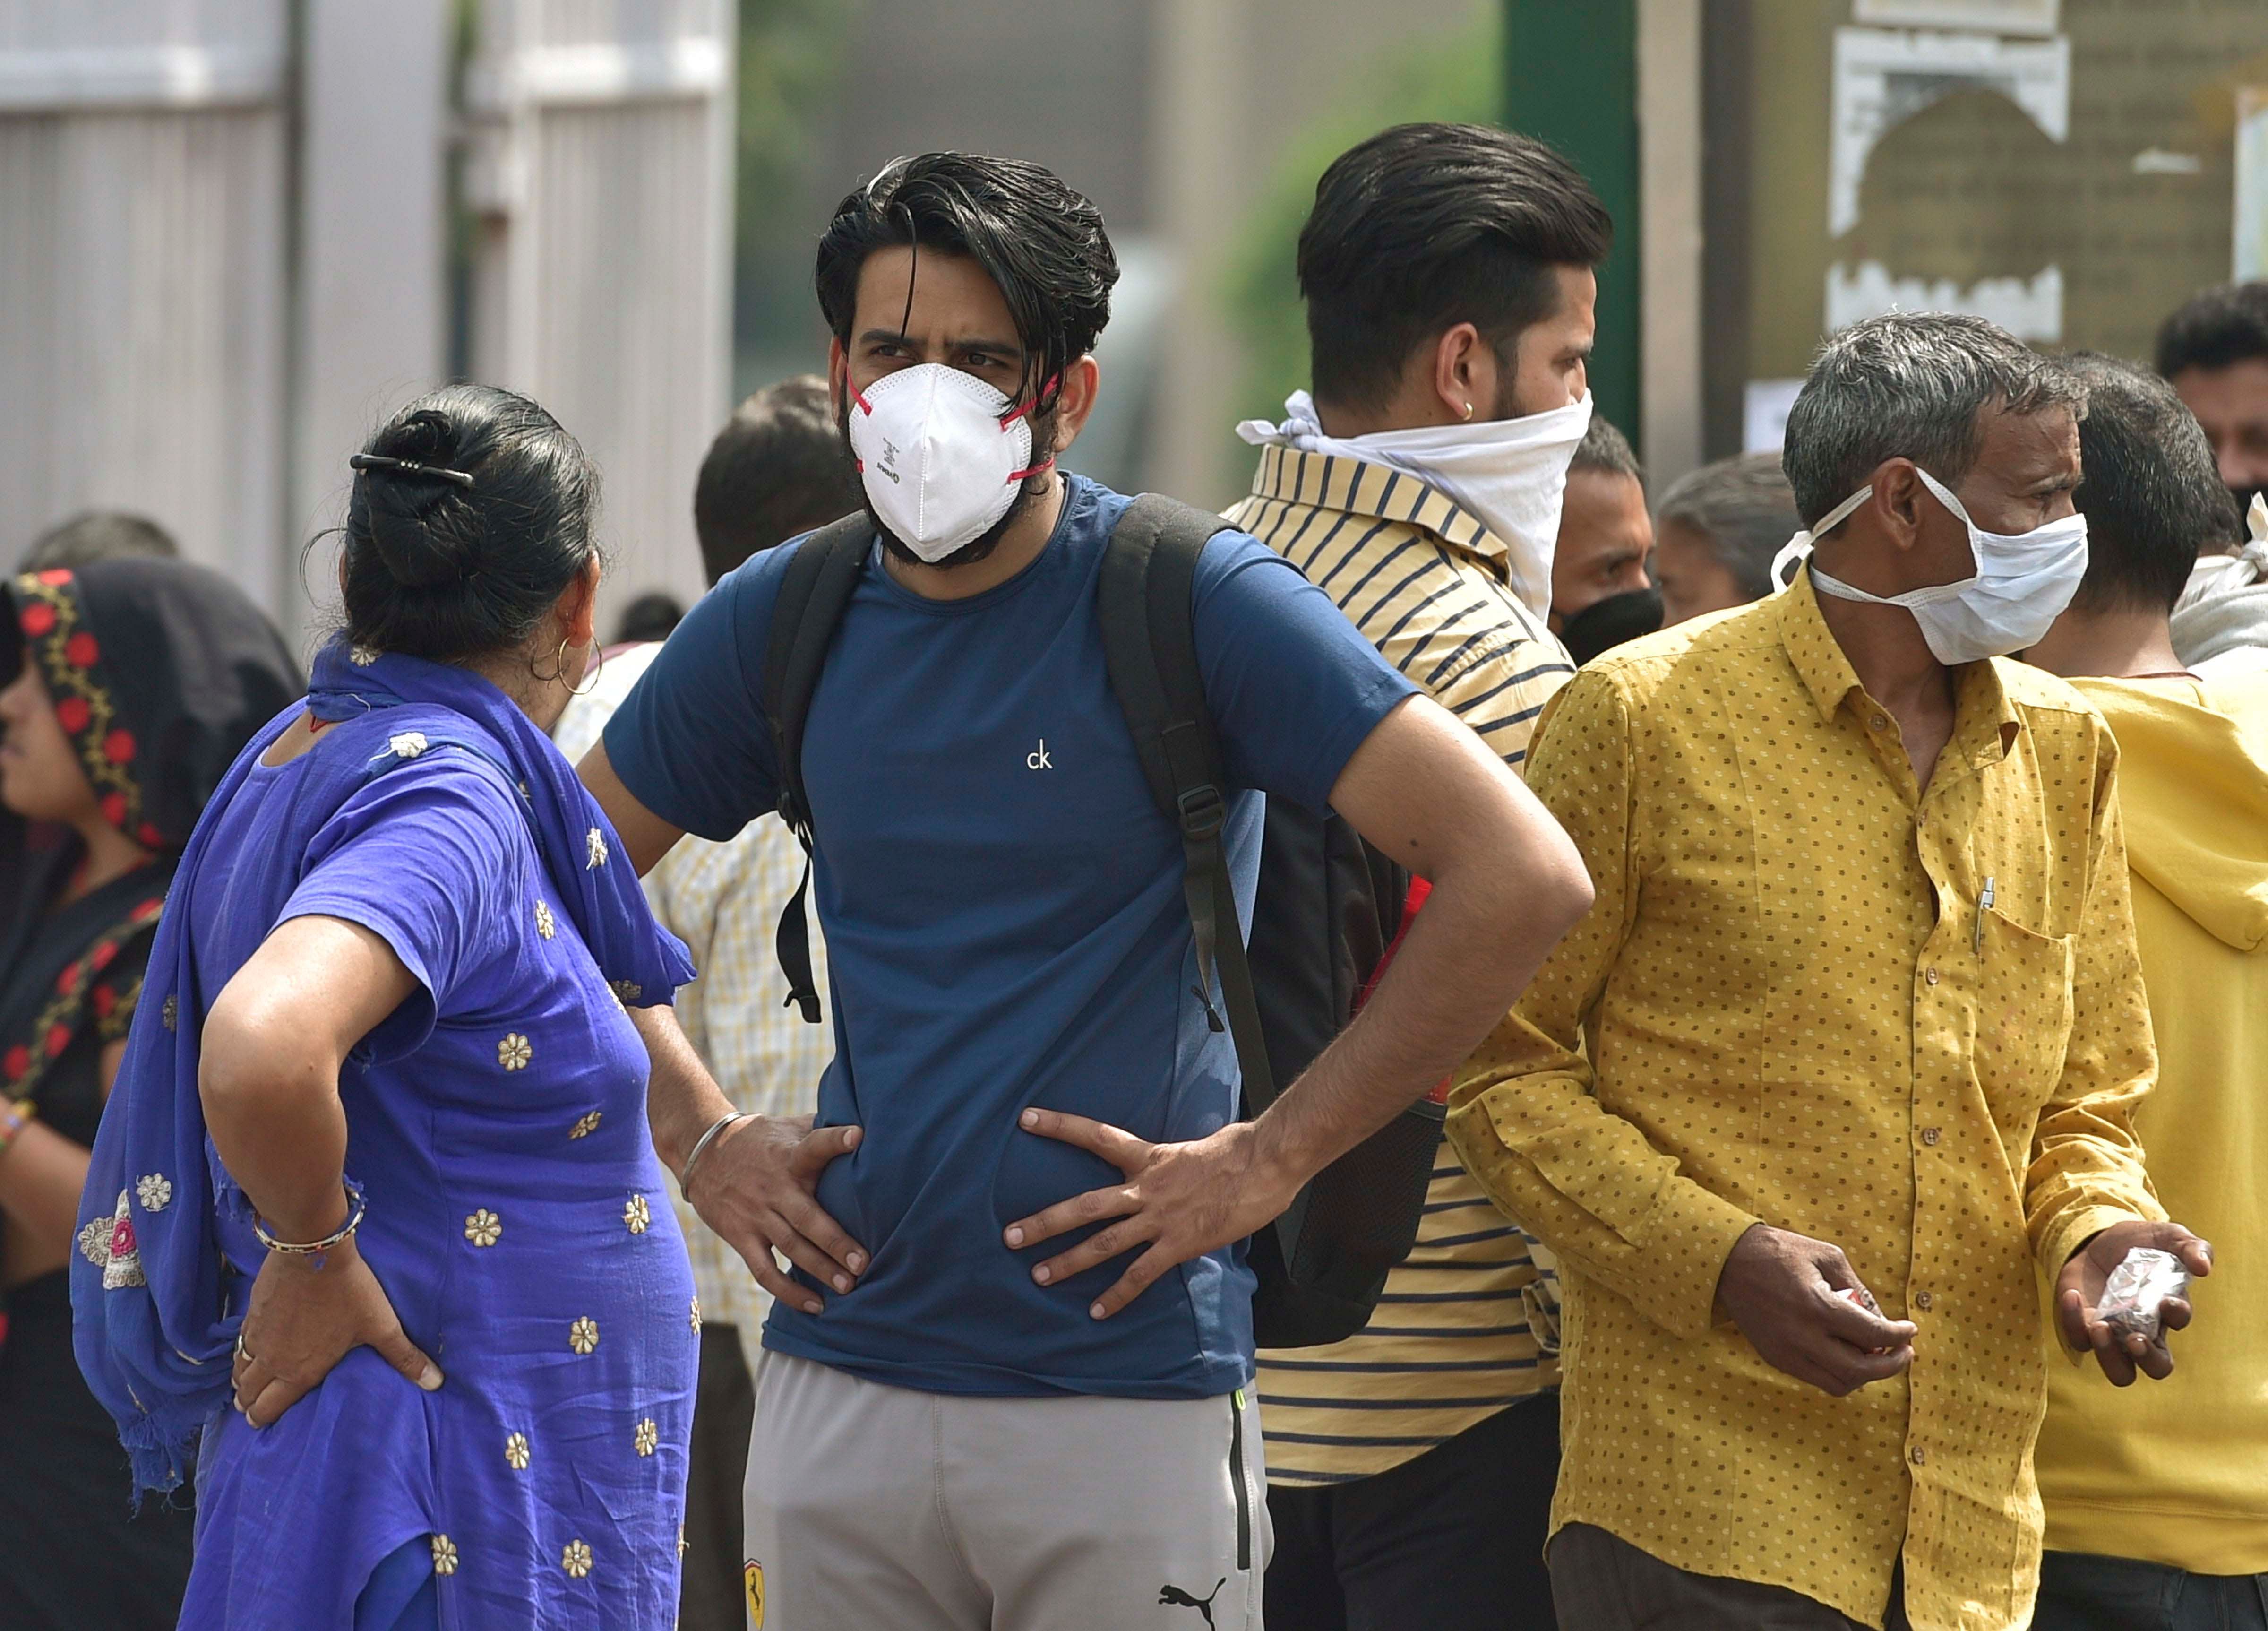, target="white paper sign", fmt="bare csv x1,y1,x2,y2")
1825,262,2064,342
2238,87,2268,281
1830,27,2071,236
1744,380,1804,454
1852,0,2059,35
